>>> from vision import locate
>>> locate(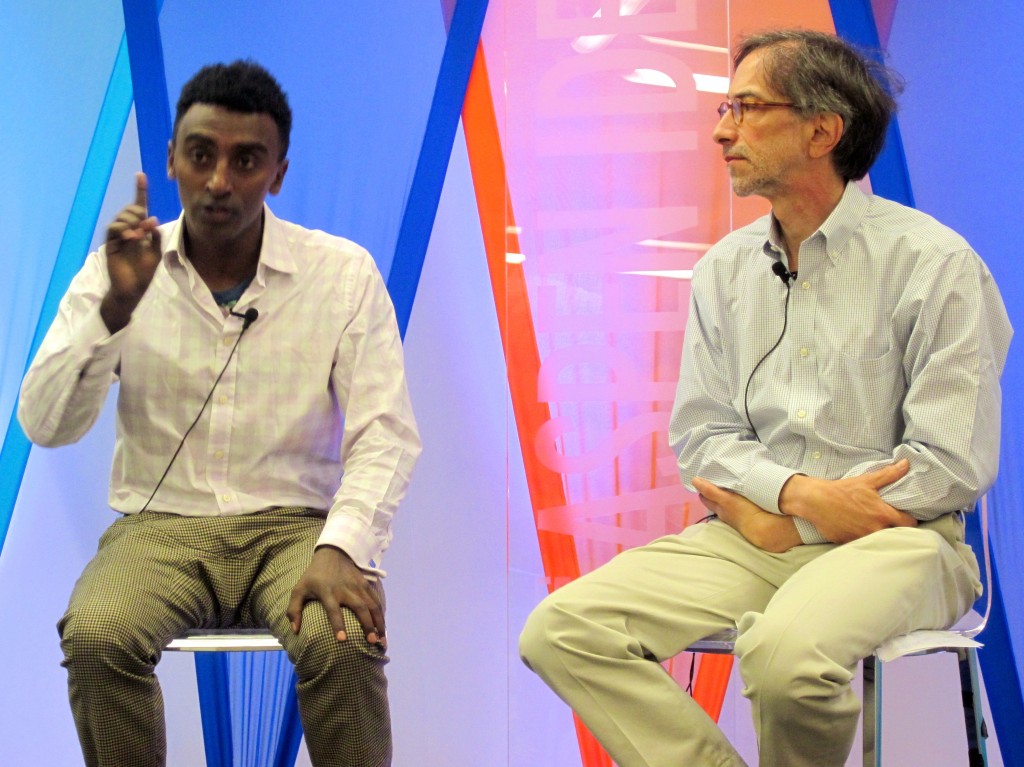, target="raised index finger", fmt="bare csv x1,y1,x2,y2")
134,172,148,212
